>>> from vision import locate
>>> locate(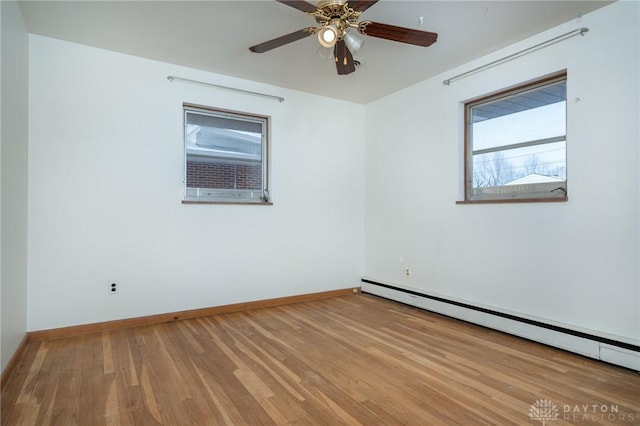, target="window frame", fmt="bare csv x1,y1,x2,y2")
461,72,568,204
182,103,271,205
